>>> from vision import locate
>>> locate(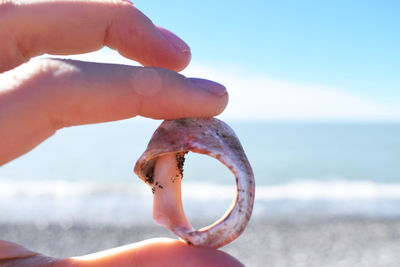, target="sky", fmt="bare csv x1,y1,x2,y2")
58,0,400,121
